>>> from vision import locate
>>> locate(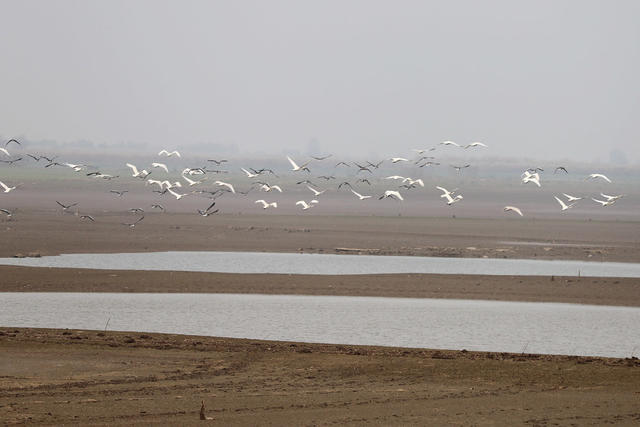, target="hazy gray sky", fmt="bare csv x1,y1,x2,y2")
1,0,639,163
